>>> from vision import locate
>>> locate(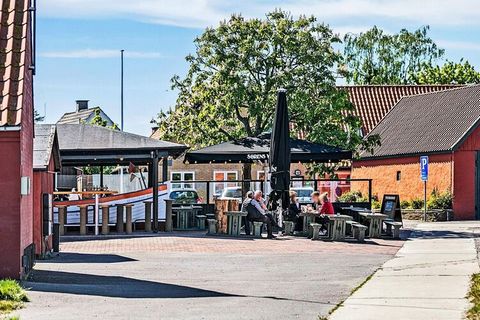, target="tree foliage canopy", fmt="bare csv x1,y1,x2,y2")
156,11,378,161
344,26,445,84
413,59,480,84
